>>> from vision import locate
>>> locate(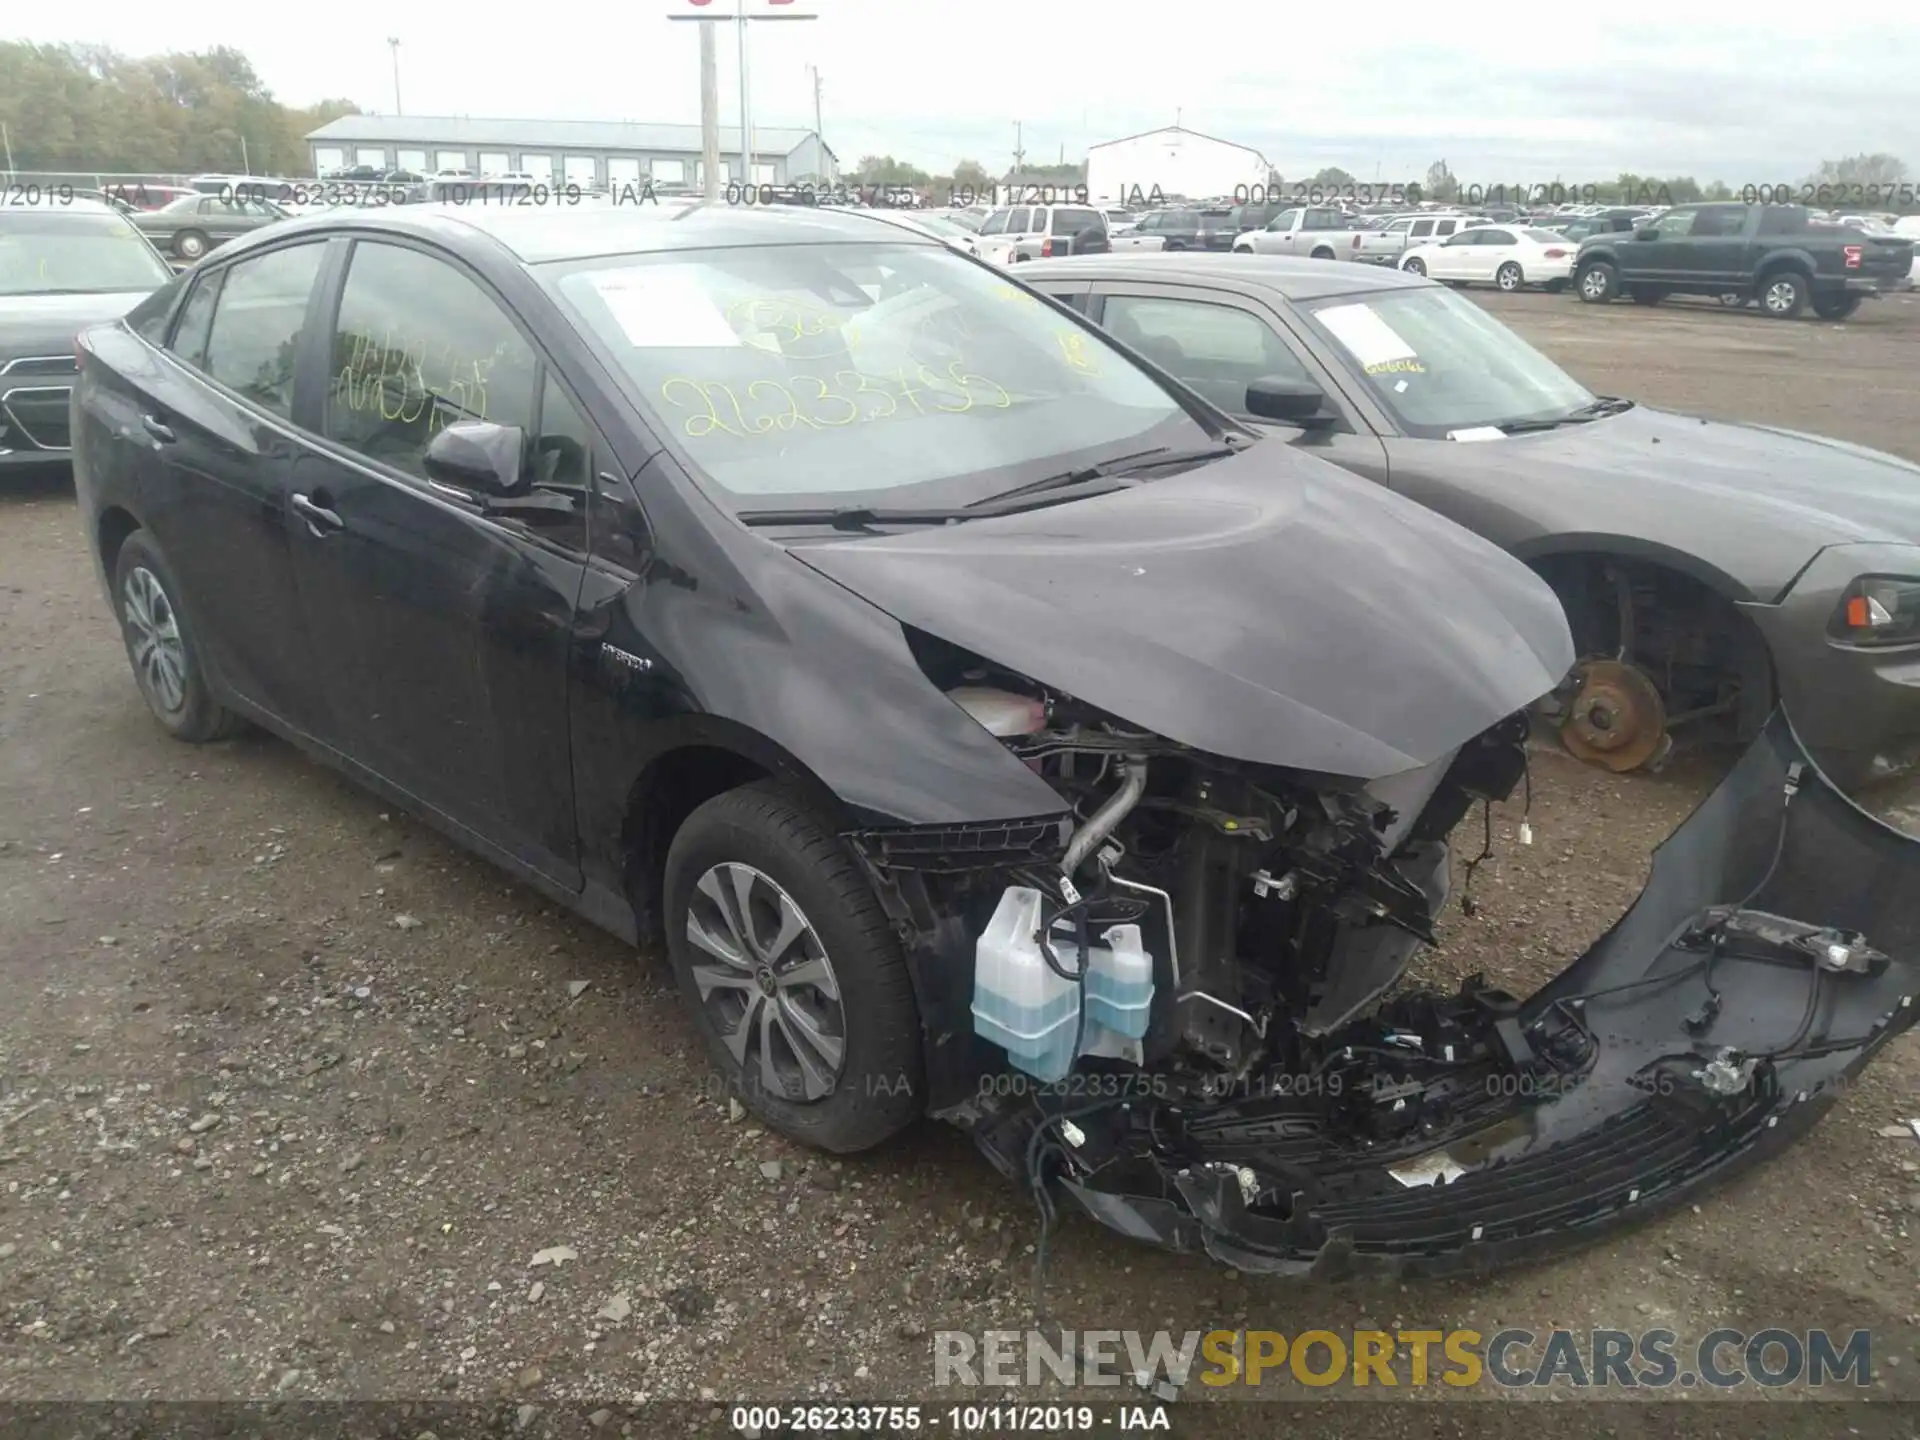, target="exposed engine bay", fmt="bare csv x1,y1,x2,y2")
850,638,1920,1277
